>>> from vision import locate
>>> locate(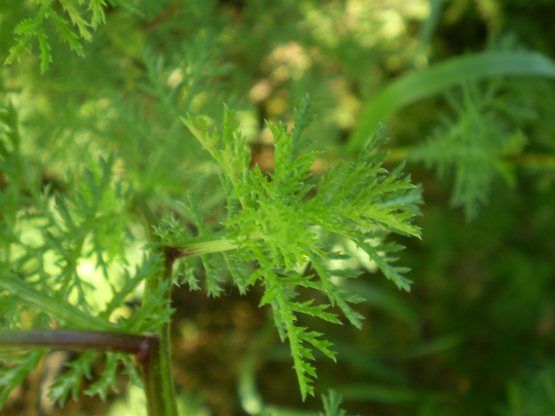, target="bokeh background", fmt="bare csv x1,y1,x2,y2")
1,1,555,415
